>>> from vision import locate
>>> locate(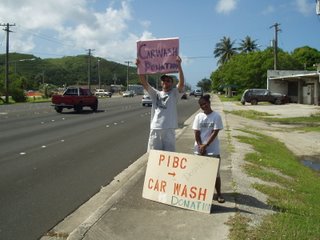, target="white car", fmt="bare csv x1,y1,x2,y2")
142,94,152,106
194,89,203,97
94,89,112,97
123,90,135,97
